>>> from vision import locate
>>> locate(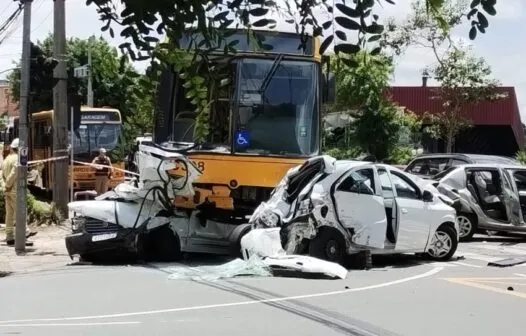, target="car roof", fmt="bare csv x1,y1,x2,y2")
409,153,518,164
454,163,526,170
332,161,407,175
